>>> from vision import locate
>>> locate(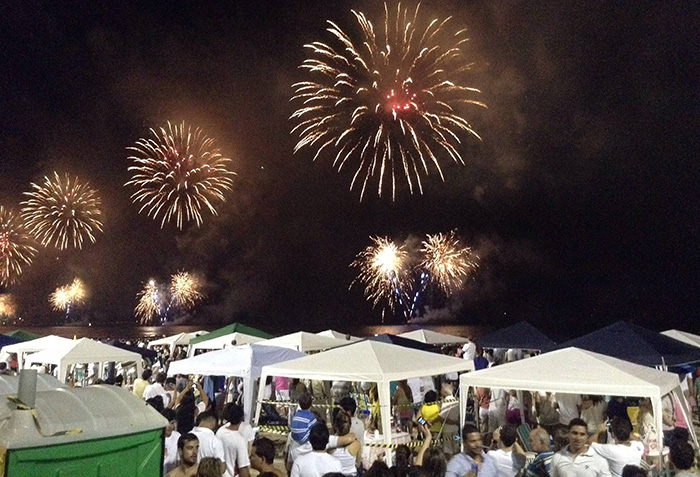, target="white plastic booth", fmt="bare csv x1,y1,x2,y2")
255,340,474,465
459,347,697,456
